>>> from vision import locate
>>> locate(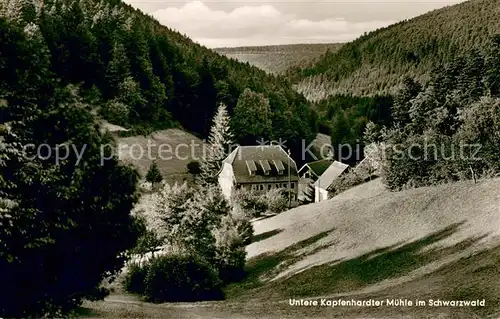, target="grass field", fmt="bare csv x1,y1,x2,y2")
116,129,205,185
81,177,500,318
214,43,342,75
